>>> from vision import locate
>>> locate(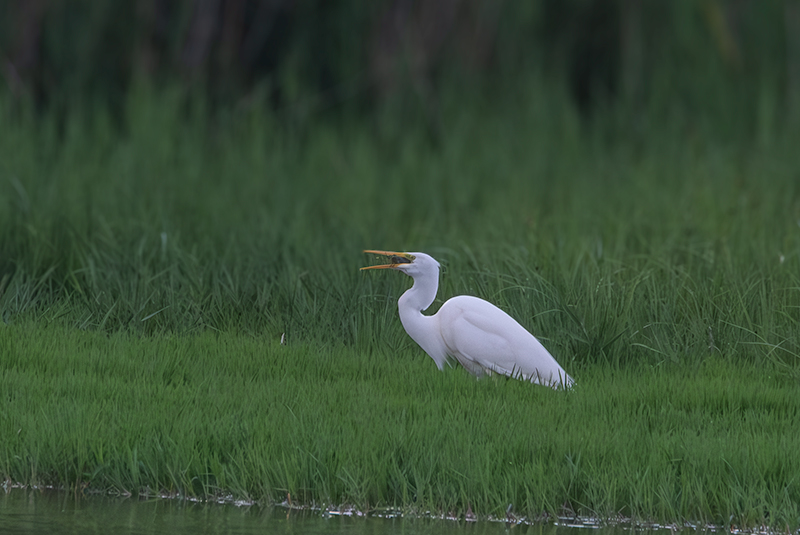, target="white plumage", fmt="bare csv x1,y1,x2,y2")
362,250,573,389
